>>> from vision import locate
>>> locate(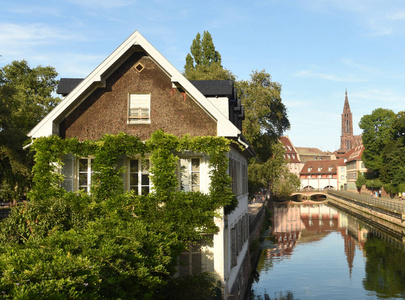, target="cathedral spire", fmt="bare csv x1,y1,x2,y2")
344,89,350,110
340,89,354,152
